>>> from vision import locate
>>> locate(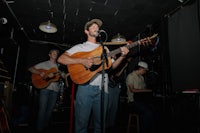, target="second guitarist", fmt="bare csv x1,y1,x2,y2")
28,49,67,132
